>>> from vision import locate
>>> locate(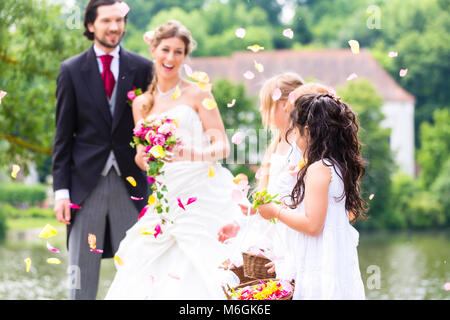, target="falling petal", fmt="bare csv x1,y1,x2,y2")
444,282,450,291
88,233,97,250
0,90,7,104
369,193,375,200
288,91,296,105
172,85,181,100
198,81,213,91
388,51,398,58
298,158,306,170
208,165,216,178
138,205,149,220
114,255,124,266
282,28,294,39
254,61,264,73
90,249,103,254
255,168,265,180
328,86,337,96
47,258,62,265
11,164,20,179
69,203,82,210
39,224,58,239
348,40,360,54
202,98,217,110
177,197,186,210
227,99,236,108
131,196,144,201
183,64,193,77
231,131,245,145
272,88,282,101
24,258,31,273
148,195,156,206
154,224,161,238
126,176,137,187
243,71,255,80
143,30,154,45
235,28,246,38
168,273,180,280
247,44,264,52
399,69,408,77
186,197,197,205
233,173,248,184
140,227,154,236
347,73,358,81
46,241,60,253
117,1,130,17
287,164,300,176
191,71,210,83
